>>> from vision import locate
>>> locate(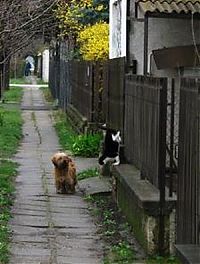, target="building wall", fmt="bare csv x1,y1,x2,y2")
129,4,200,77
129,20,144,74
